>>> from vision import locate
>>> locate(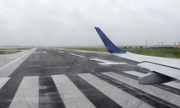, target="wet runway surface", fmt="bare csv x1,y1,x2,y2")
0,47,180,108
